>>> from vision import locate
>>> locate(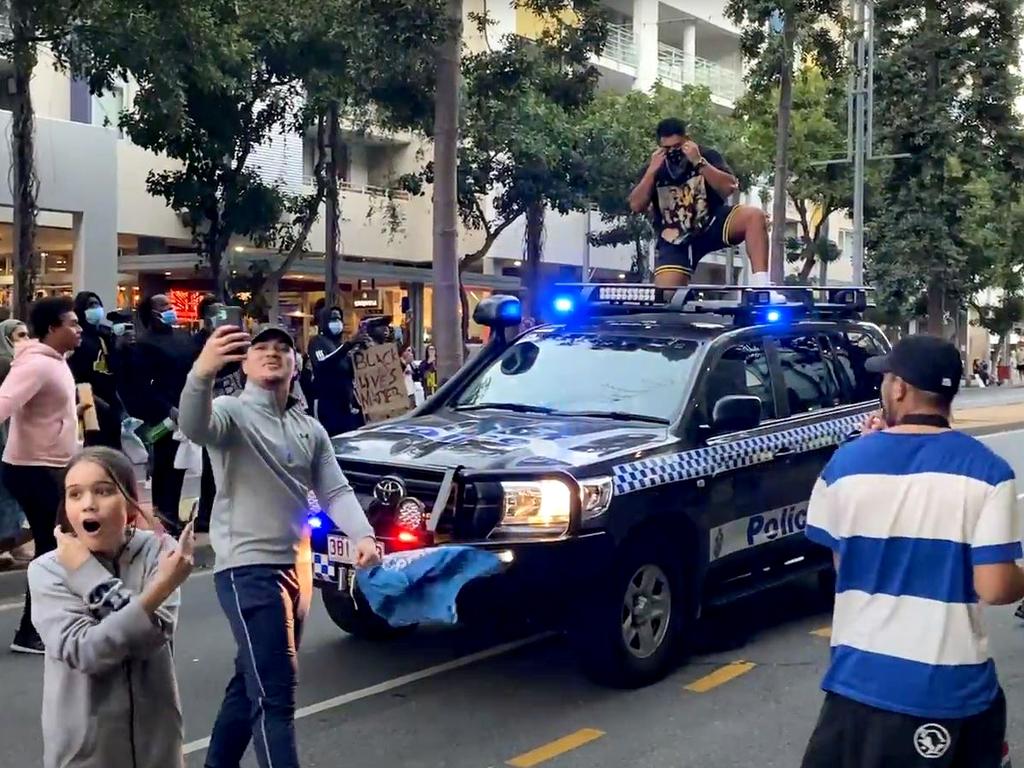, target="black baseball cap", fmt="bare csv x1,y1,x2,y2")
250,323,294,349
865,334,963,398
